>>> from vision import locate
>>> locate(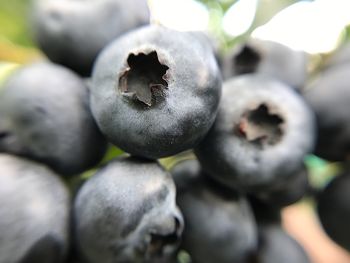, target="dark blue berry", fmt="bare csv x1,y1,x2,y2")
195,75,315,191
74,157,184,263
90,25,222,159
31,0,150,76
0,154,70,263
0,63,107,176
